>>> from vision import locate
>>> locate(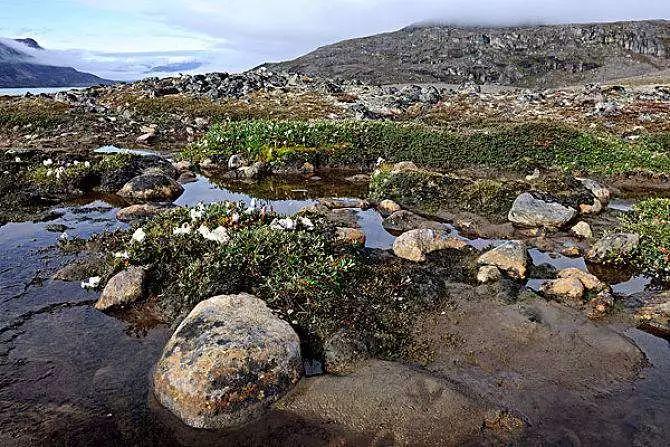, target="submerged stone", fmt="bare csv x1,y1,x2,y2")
117,173,184,201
